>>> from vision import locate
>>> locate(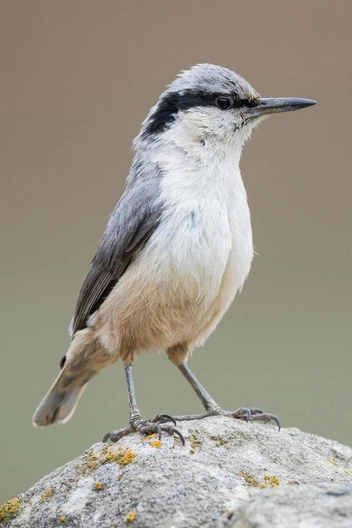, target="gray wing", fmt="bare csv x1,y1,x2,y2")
70,163,162,336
